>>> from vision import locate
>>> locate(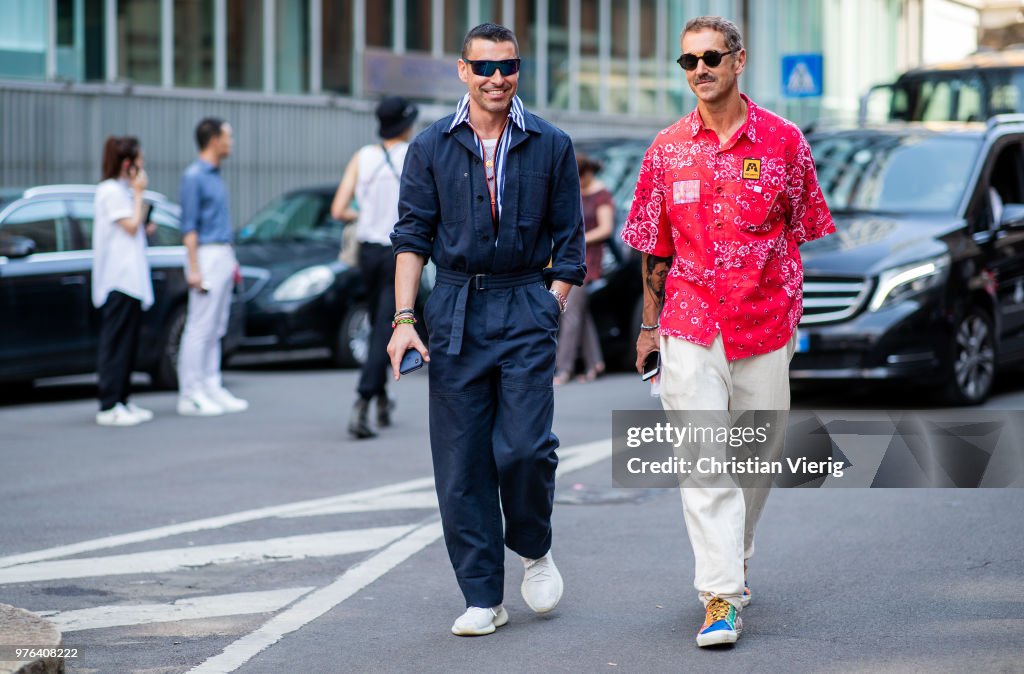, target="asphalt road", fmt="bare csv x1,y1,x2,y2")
1,359,1023,673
